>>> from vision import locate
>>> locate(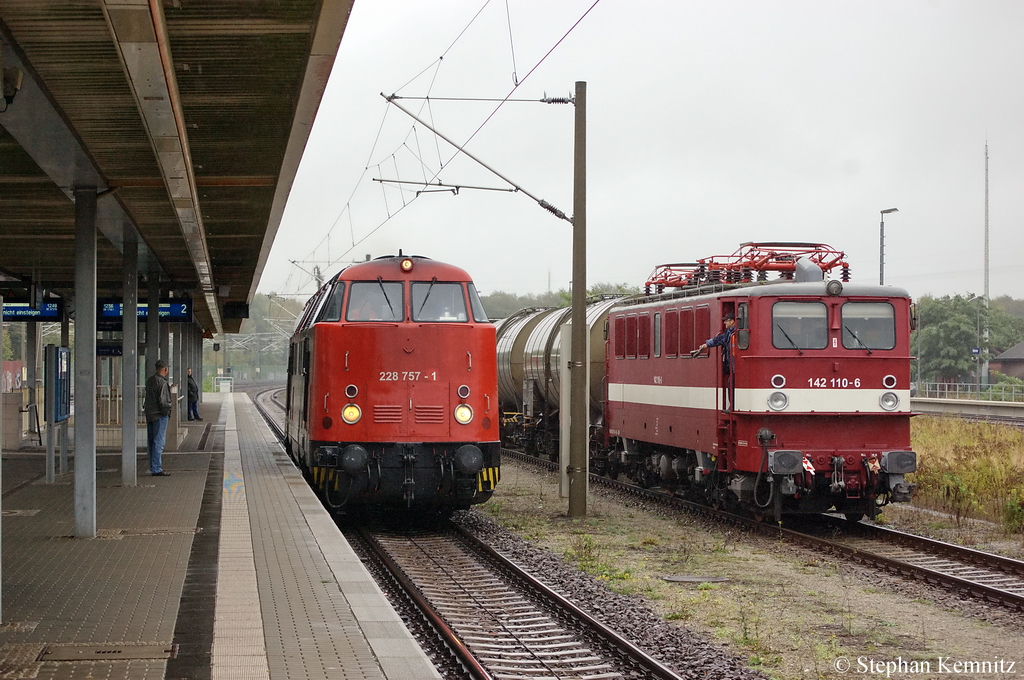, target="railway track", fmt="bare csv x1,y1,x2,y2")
252,389,686,678
502,448,1024,612
350,522,682,680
